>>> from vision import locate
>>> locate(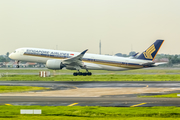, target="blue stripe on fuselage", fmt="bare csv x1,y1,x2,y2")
24,53,142,67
